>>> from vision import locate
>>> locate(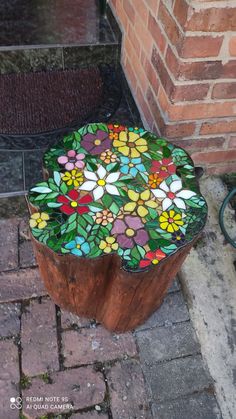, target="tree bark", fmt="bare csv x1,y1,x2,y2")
31,235,196,332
